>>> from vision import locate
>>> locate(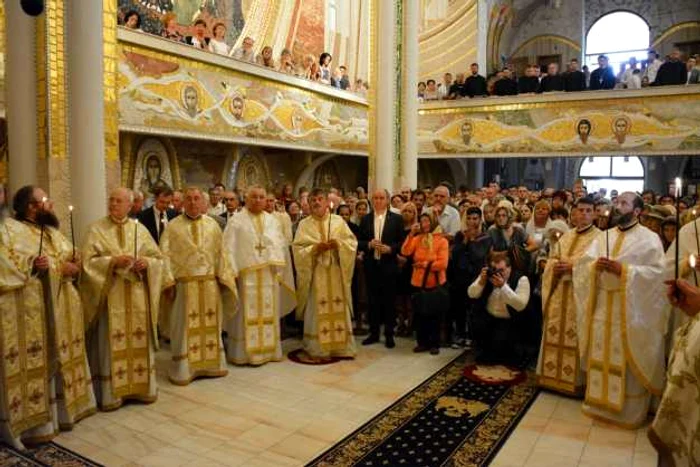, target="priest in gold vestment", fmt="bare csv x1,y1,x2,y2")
0,195,54,449
13,186,96,431
222,186,296,365
81,188,167,410
537,197,598,395
292,189,357,359
160,187,236,385
650,278,700,467
573,192,667,428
